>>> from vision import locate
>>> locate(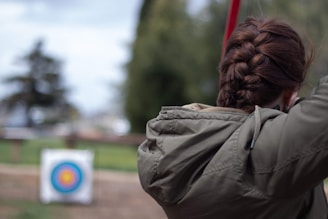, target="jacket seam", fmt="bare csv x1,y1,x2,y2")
202,128,241,176
154,119,177,177
250,143,328,174
162,106,249,116
152,138,163,176
159,117,247,124
202,164,236,176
